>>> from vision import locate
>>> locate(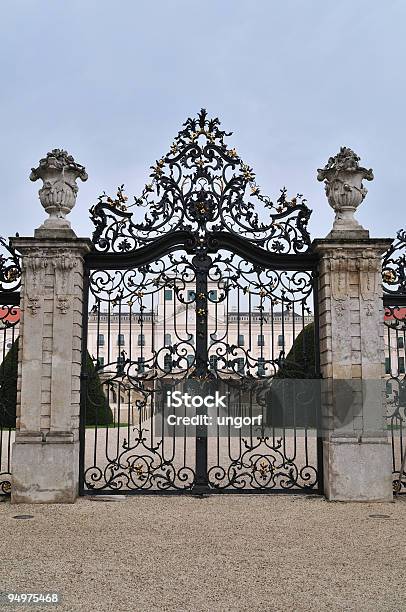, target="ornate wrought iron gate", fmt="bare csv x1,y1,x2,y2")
79,110,322,495
0,238,21,496
383,229,406,494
